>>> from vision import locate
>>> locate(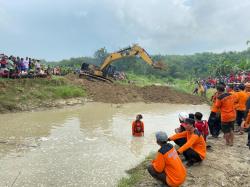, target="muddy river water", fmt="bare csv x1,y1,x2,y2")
0,103,210,187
